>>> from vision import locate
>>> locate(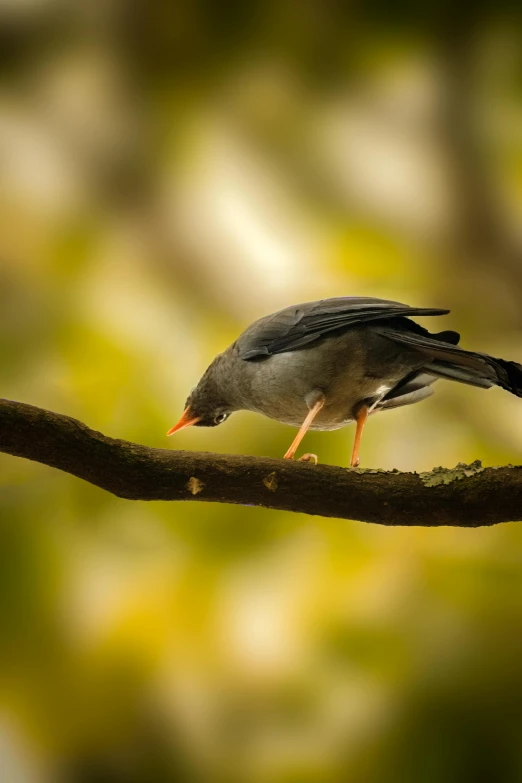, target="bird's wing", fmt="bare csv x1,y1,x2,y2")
236,297,449,360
